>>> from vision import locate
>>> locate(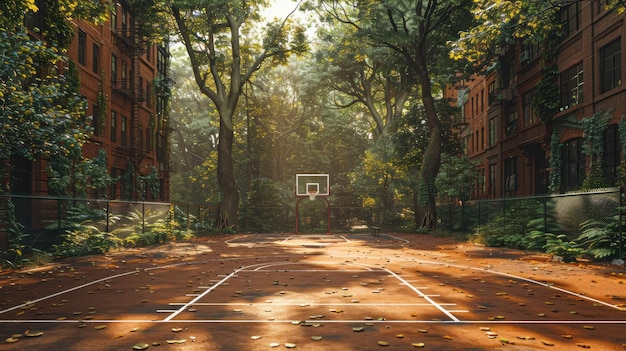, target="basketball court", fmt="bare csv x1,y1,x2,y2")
1,232,626,350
